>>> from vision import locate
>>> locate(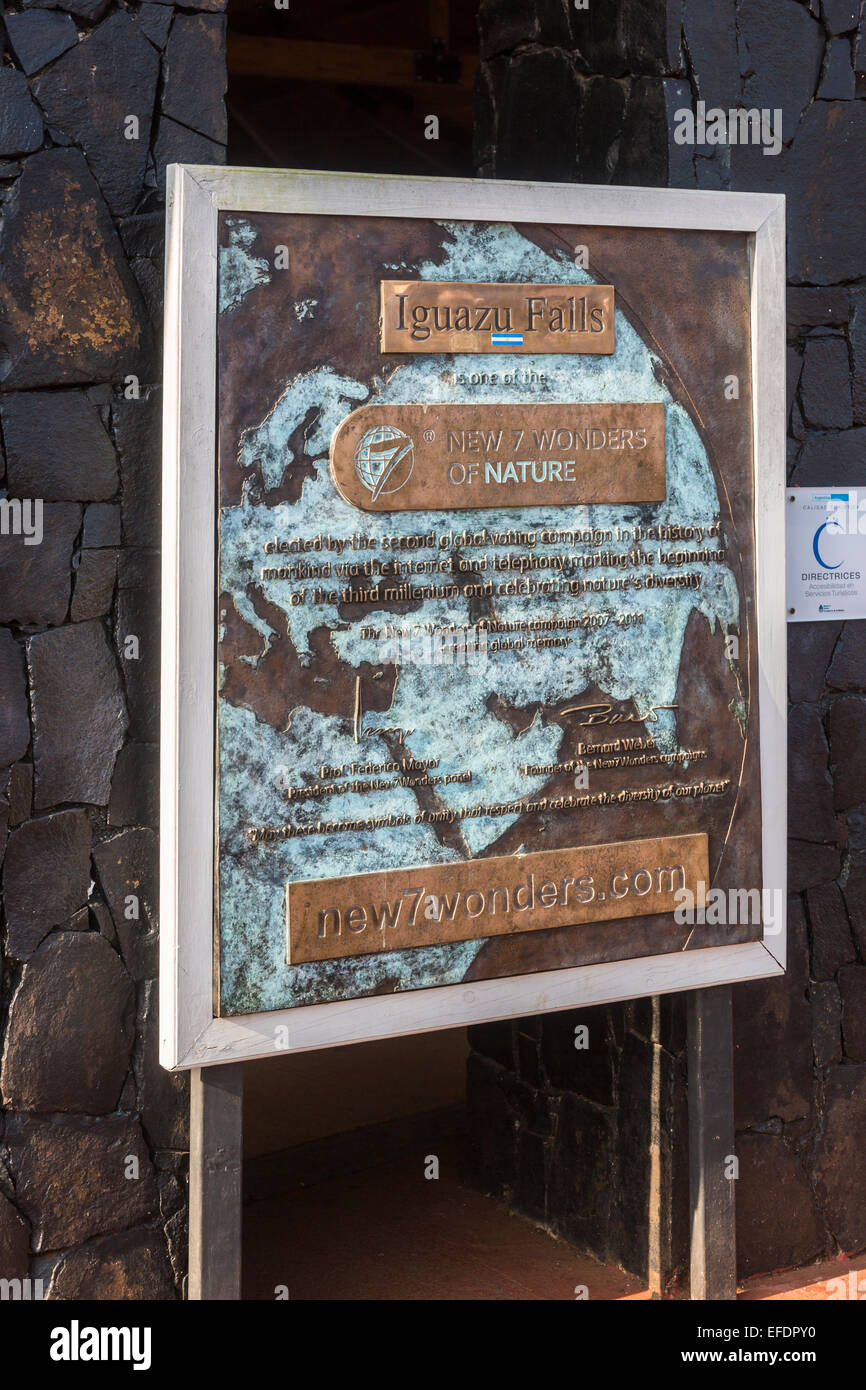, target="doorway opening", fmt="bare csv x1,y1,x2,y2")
227,0,478,175
224,0,649,1301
